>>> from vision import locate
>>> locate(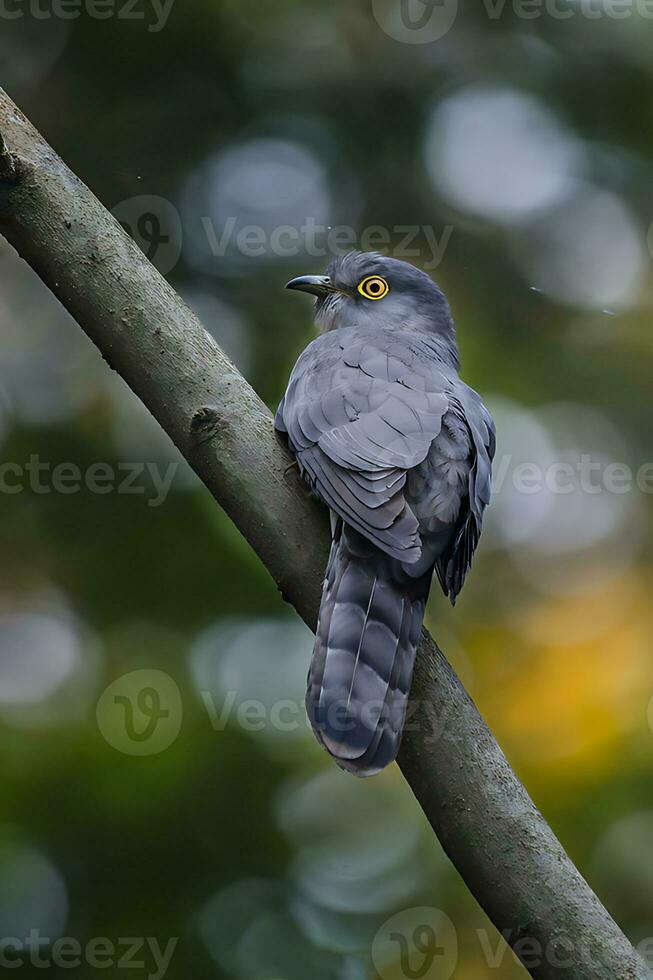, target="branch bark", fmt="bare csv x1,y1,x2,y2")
0,87,645,980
